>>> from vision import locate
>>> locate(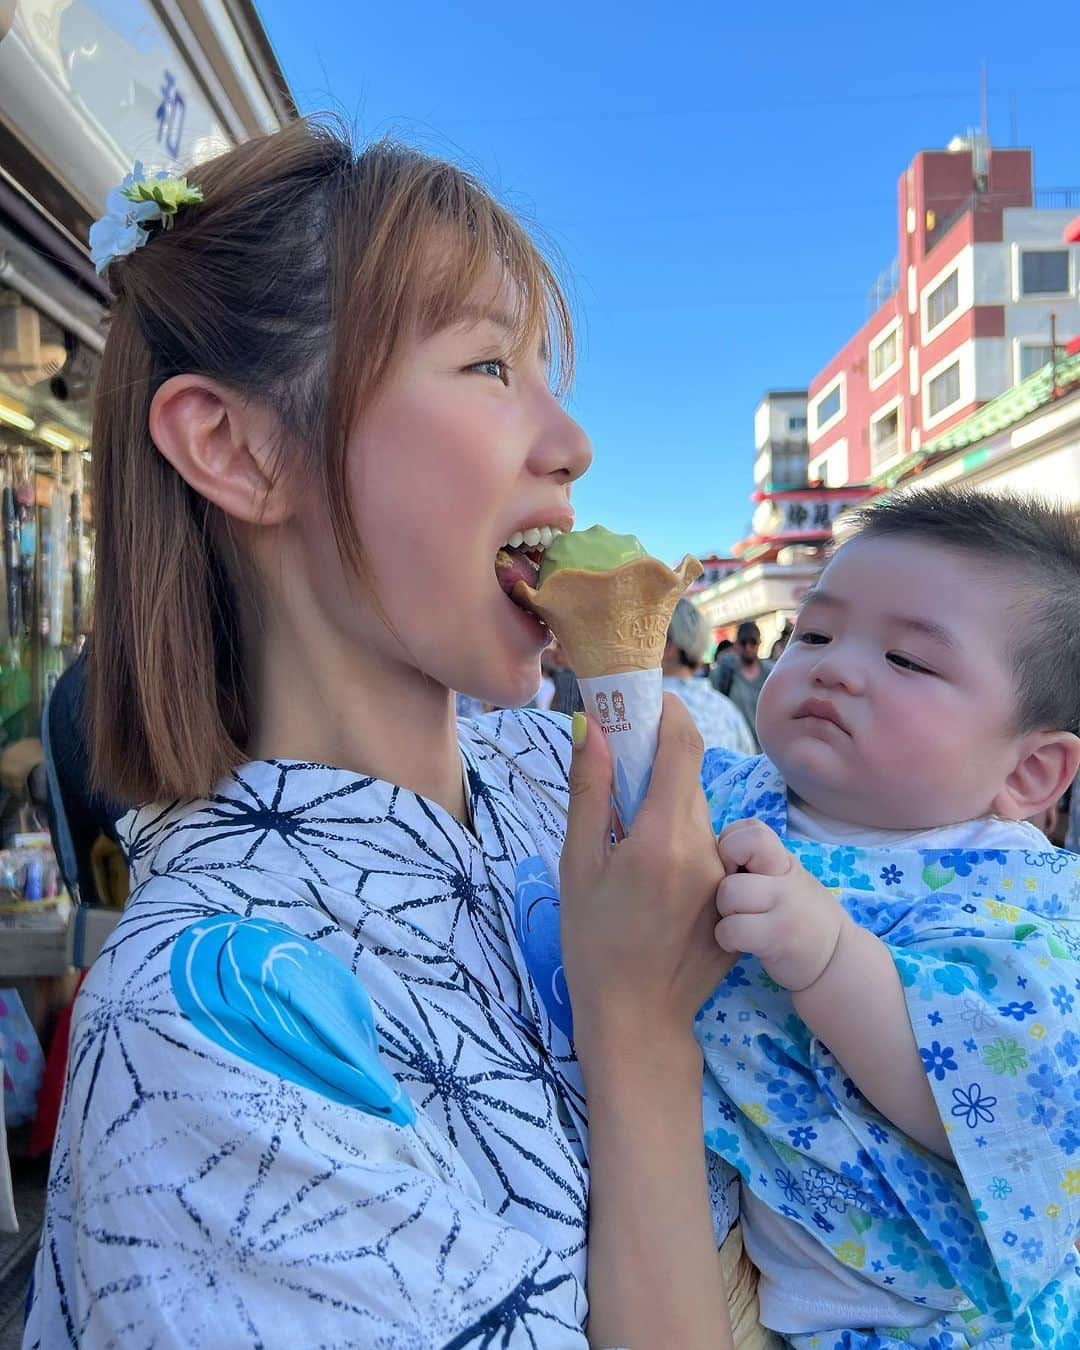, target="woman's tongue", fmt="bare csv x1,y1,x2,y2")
495,545,541,599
